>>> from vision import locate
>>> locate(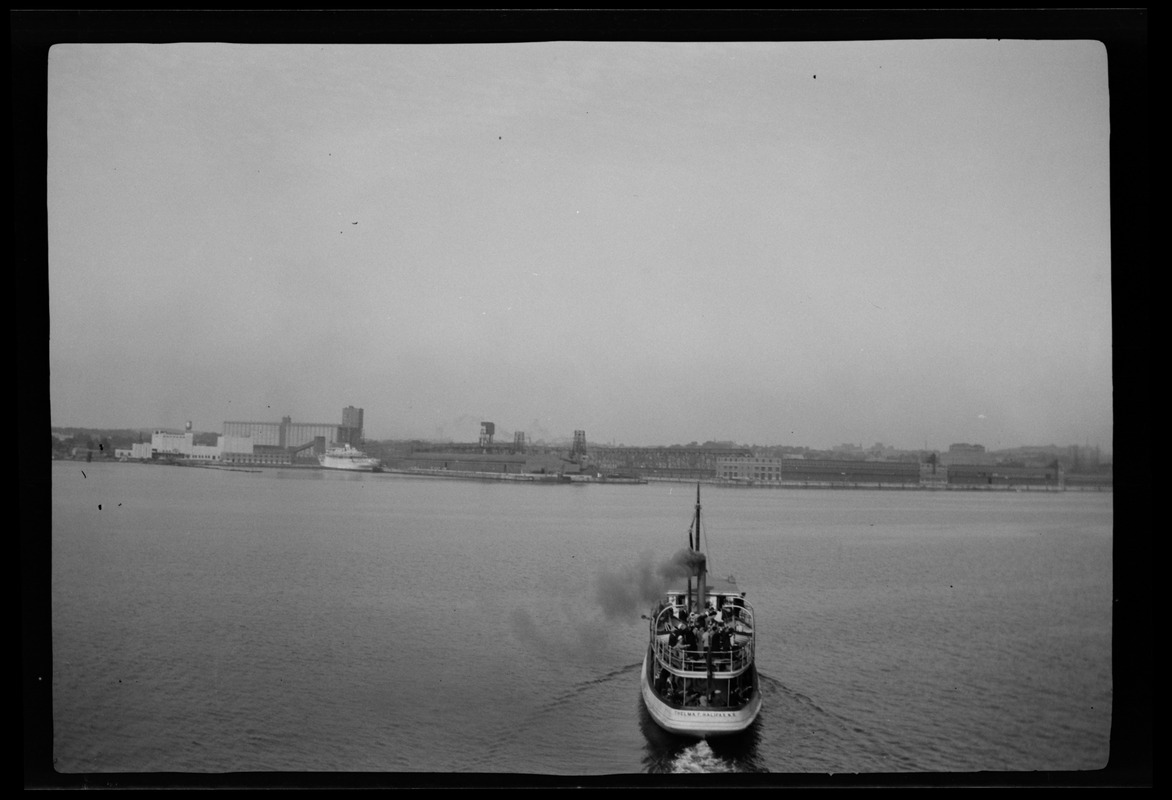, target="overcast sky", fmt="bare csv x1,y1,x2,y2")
48,40,1112,451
